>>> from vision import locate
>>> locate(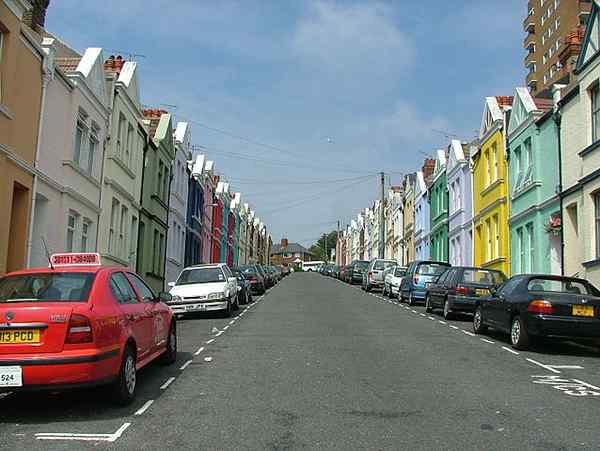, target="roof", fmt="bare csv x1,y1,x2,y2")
104,55,125,75
270,242,311,255
55,57,81,73
142,109,168,139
